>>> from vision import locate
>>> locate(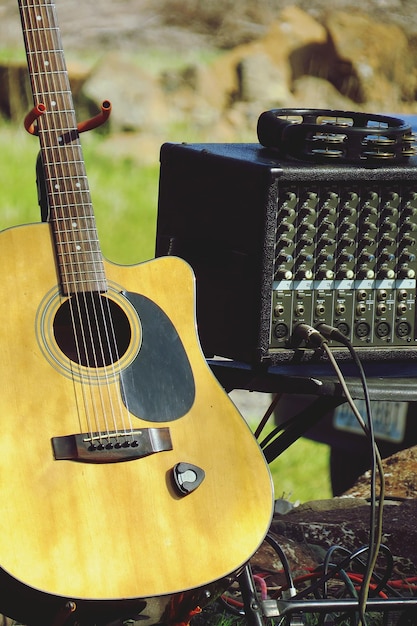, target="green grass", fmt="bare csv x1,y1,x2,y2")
267,437,331,502
0,123,159,264
0,120,332,503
